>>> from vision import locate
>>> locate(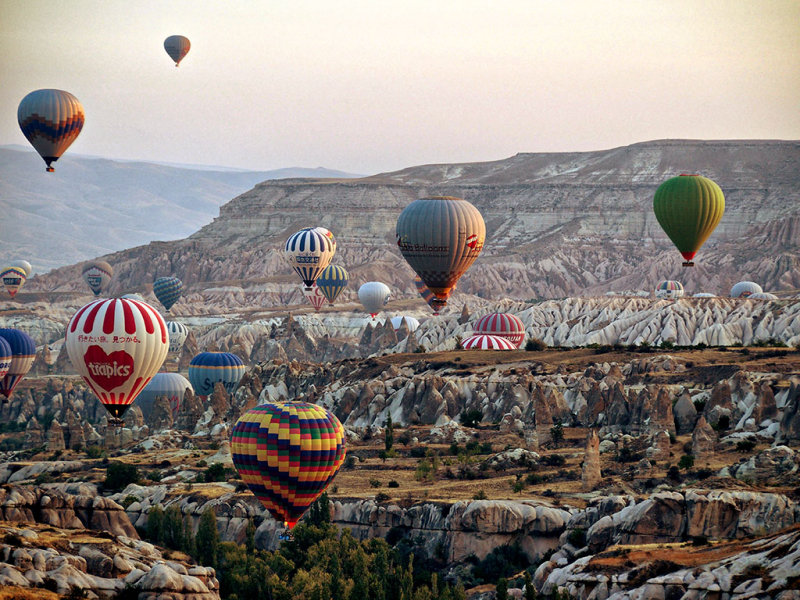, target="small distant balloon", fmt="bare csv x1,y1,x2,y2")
390,316,420,333
655,280,685,299
153,277,183,312
166,321,189,354
10,260,32,277
18,89,85,172
302,283,327,311
358,282,391,318
730,281,763,298
472,313,525,348
164,35,191,66
316,265,349,305
82,261,113,296
0,329,35,400
1,267,27,298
